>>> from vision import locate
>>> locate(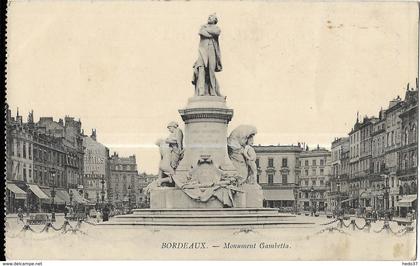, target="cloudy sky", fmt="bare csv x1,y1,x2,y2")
7,1,418,174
